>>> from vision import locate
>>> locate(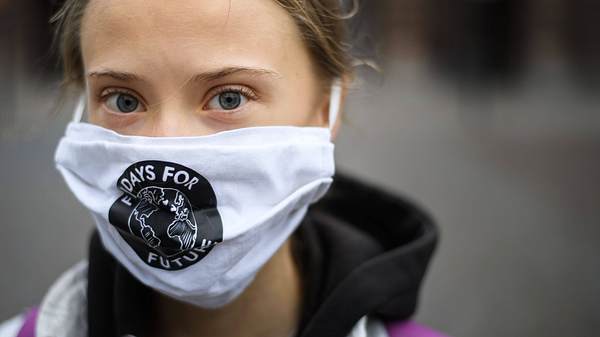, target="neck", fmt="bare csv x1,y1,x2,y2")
152,239,302,337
